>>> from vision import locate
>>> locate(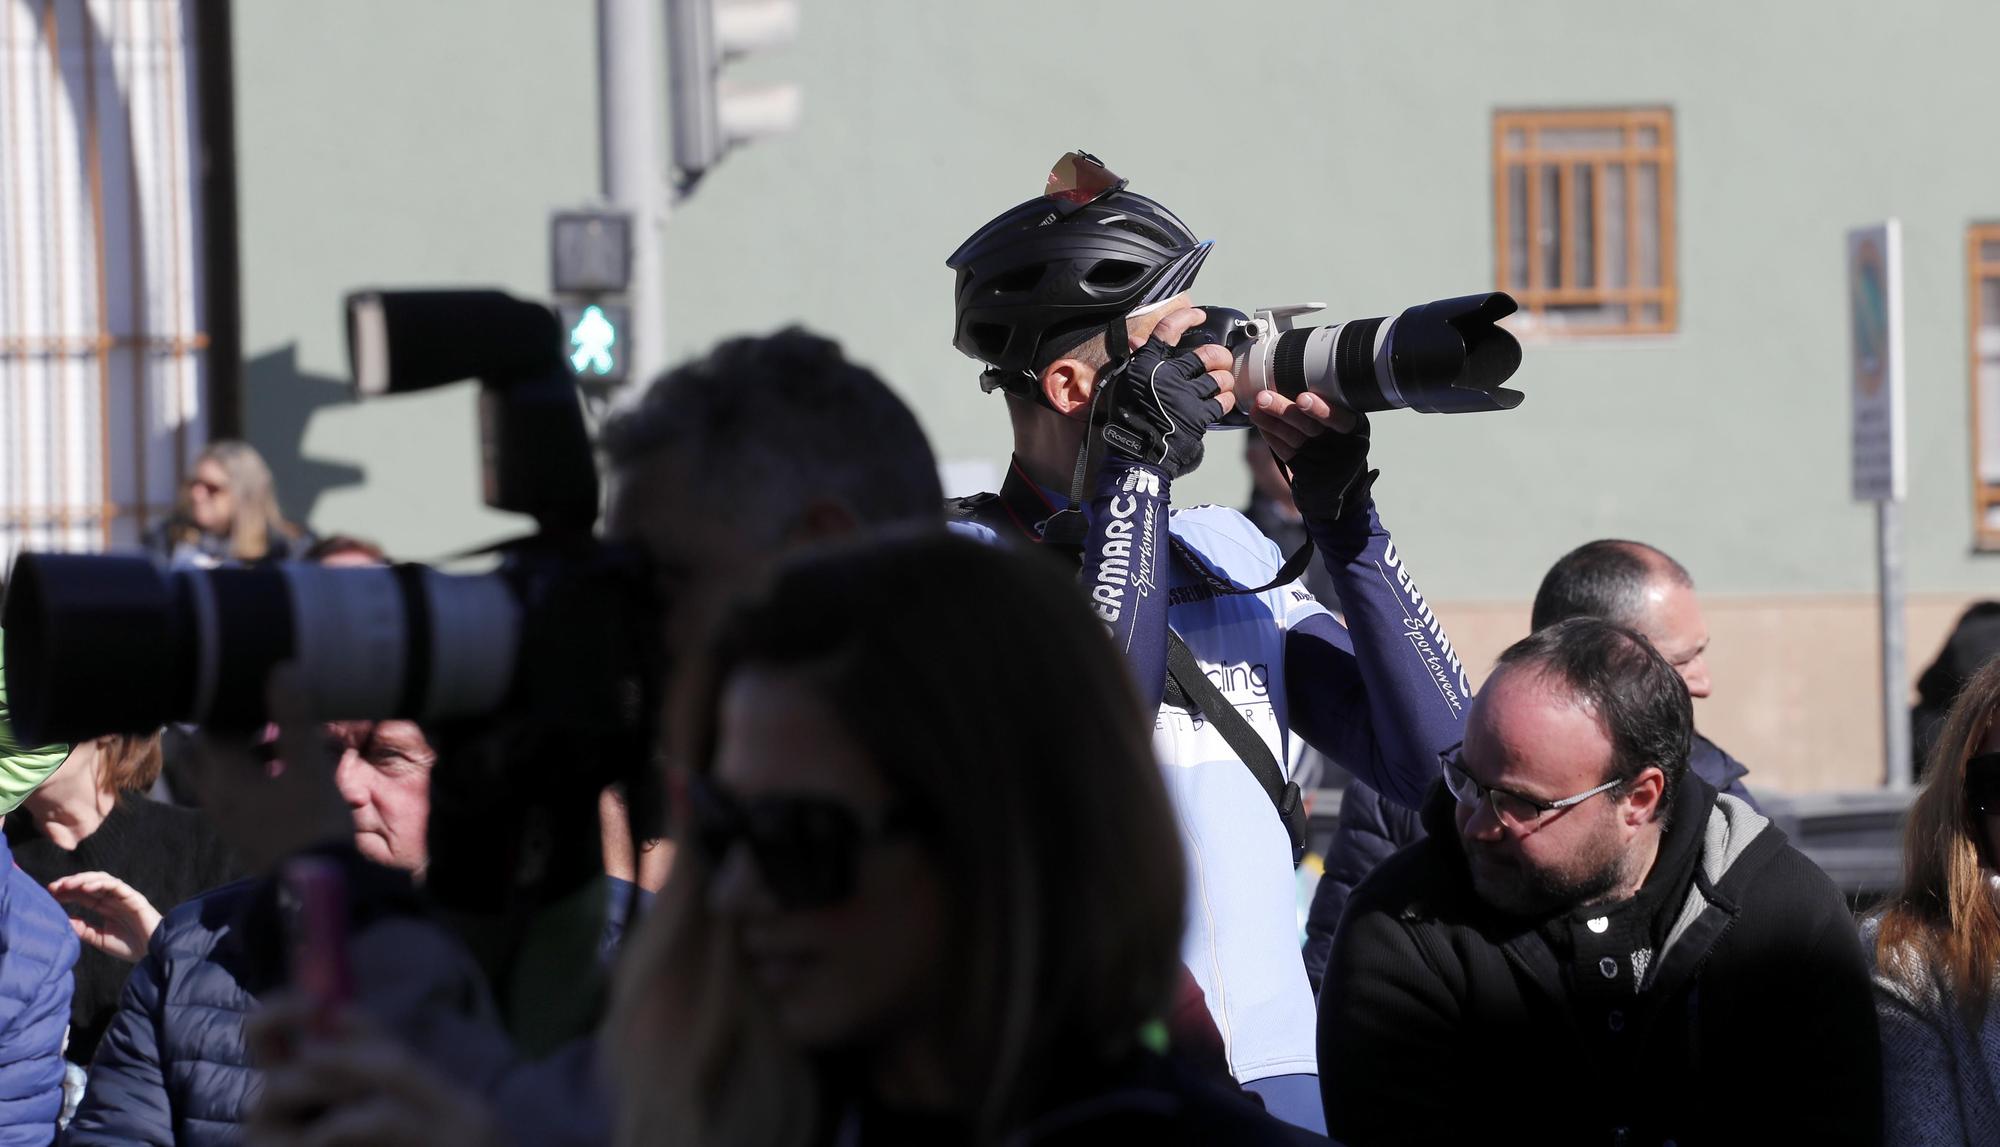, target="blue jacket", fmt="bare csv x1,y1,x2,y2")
0,834,77,1147
69,869,639,1147
66,878,274,1146
1302,734,1759,992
